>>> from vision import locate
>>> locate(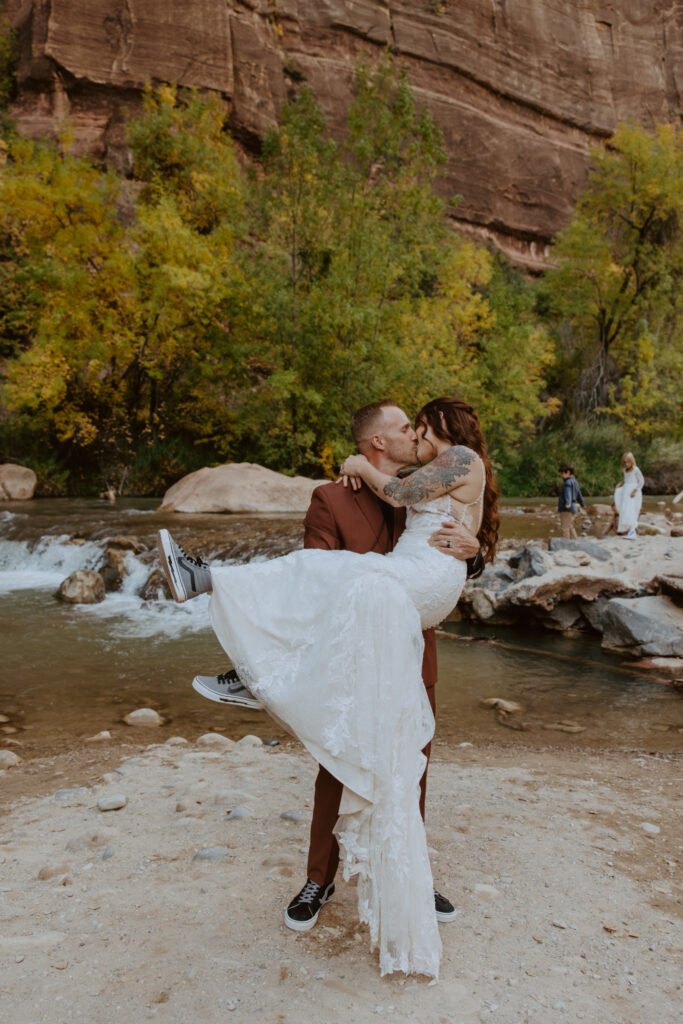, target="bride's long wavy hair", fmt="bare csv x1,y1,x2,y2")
415,397,499,564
